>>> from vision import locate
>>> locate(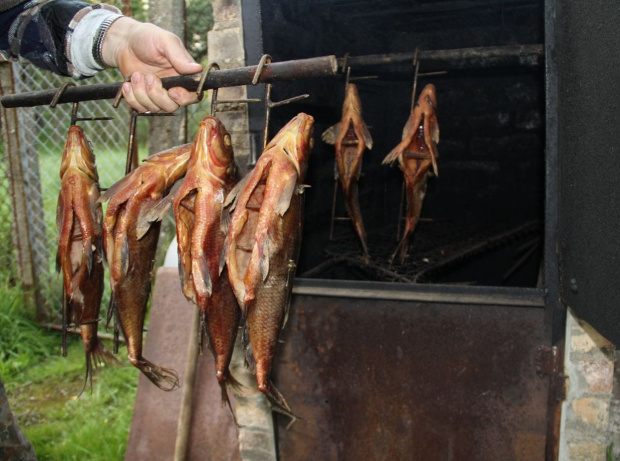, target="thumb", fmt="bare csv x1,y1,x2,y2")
161,33,203,75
